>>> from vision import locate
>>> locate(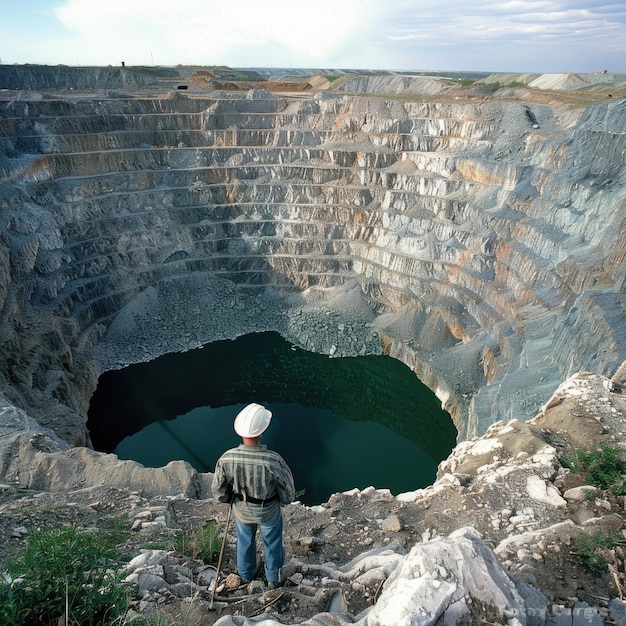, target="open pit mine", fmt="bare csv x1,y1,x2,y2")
1,66,626,625
2,67,626,444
